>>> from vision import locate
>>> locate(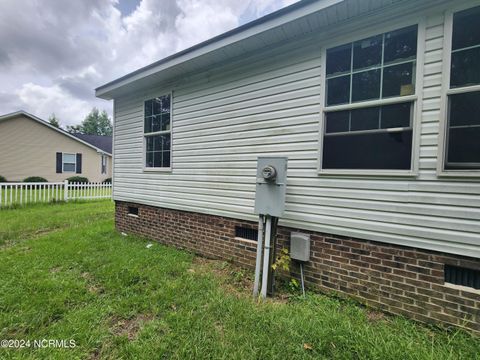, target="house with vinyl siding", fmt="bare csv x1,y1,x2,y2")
96,0,480,332
0,111,112,182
